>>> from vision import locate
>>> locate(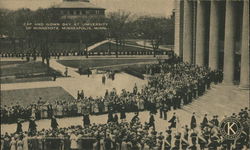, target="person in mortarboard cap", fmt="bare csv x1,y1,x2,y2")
188,143,197,150
207,135,219,150
51,116,59,130
212,115,219,127
131,112,139,125
201,114,208,129
107,108,114,123
182,125,189,141
28,117,37,136
243,107,248,118
148,113,155,130
83,113,90,127
16,119,23,134
172,132,181,150
168,112,176,129
198,132,207,150
102,74,106,85
120,106,126,122
113,113,118,124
